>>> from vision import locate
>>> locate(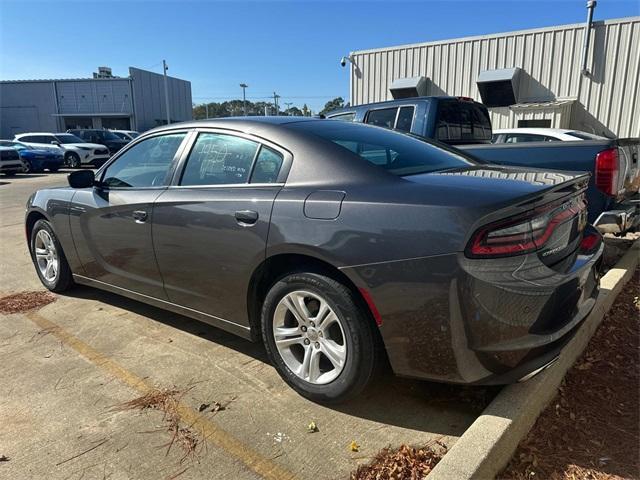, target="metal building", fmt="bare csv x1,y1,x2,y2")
0,66,193,138
348,16,640,137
